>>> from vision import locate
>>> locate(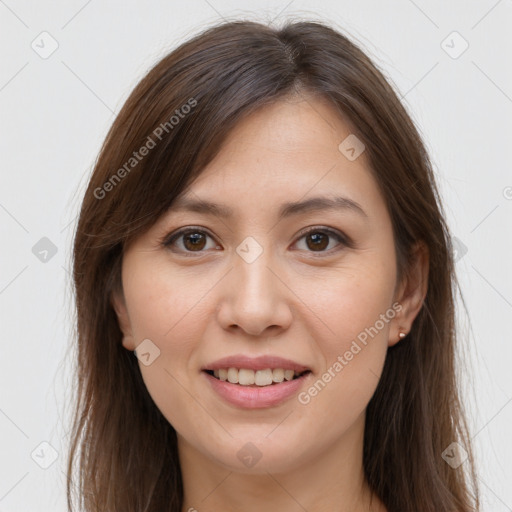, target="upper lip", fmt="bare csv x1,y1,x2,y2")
202,355,311,373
